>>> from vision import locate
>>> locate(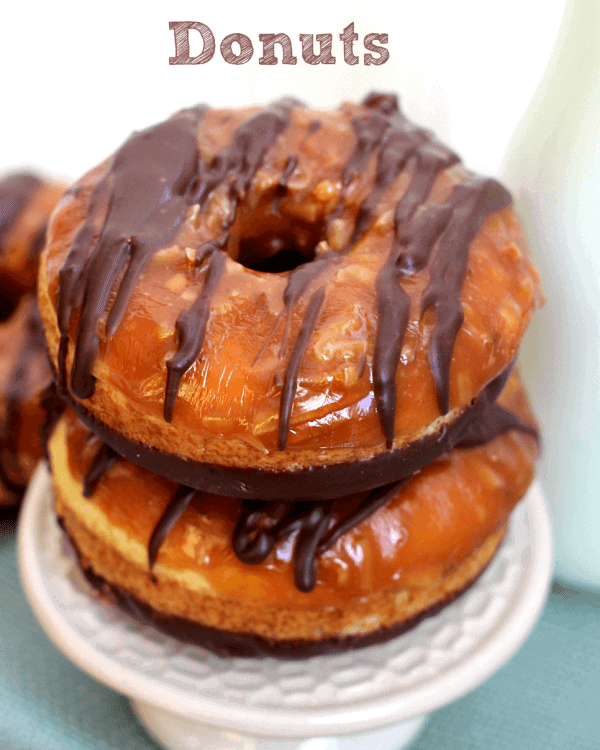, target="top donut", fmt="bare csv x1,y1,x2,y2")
38,94,542,498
